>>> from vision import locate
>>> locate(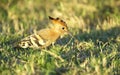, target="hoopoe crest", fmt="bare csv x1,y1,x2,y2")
14,16,69,49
